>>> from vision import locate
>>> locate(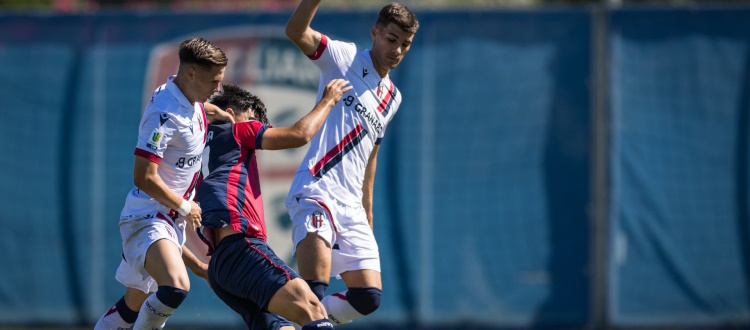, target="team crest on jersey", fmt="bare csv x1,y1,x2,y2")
148,128,162,150
311,210,325,229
